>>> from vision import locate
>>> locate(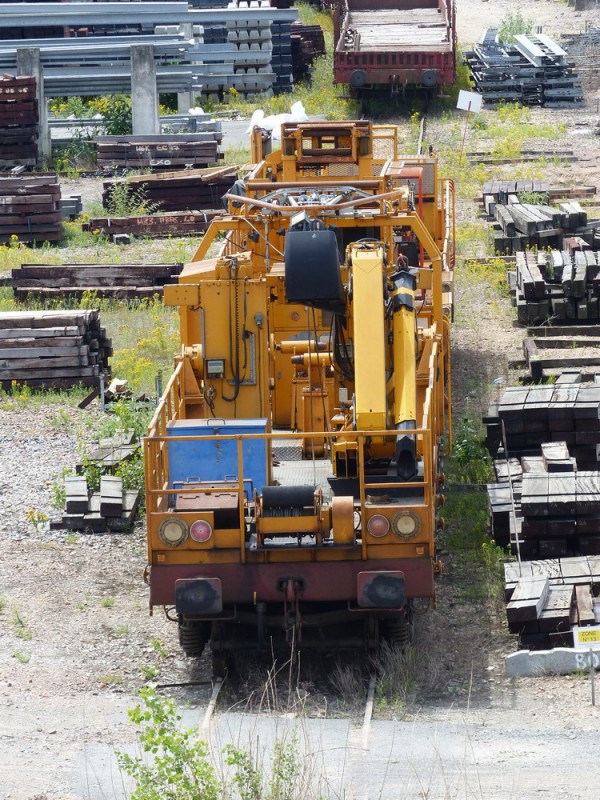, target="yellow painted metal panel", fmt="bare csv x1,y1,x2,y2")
352,247,387,430
164,284,200,307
